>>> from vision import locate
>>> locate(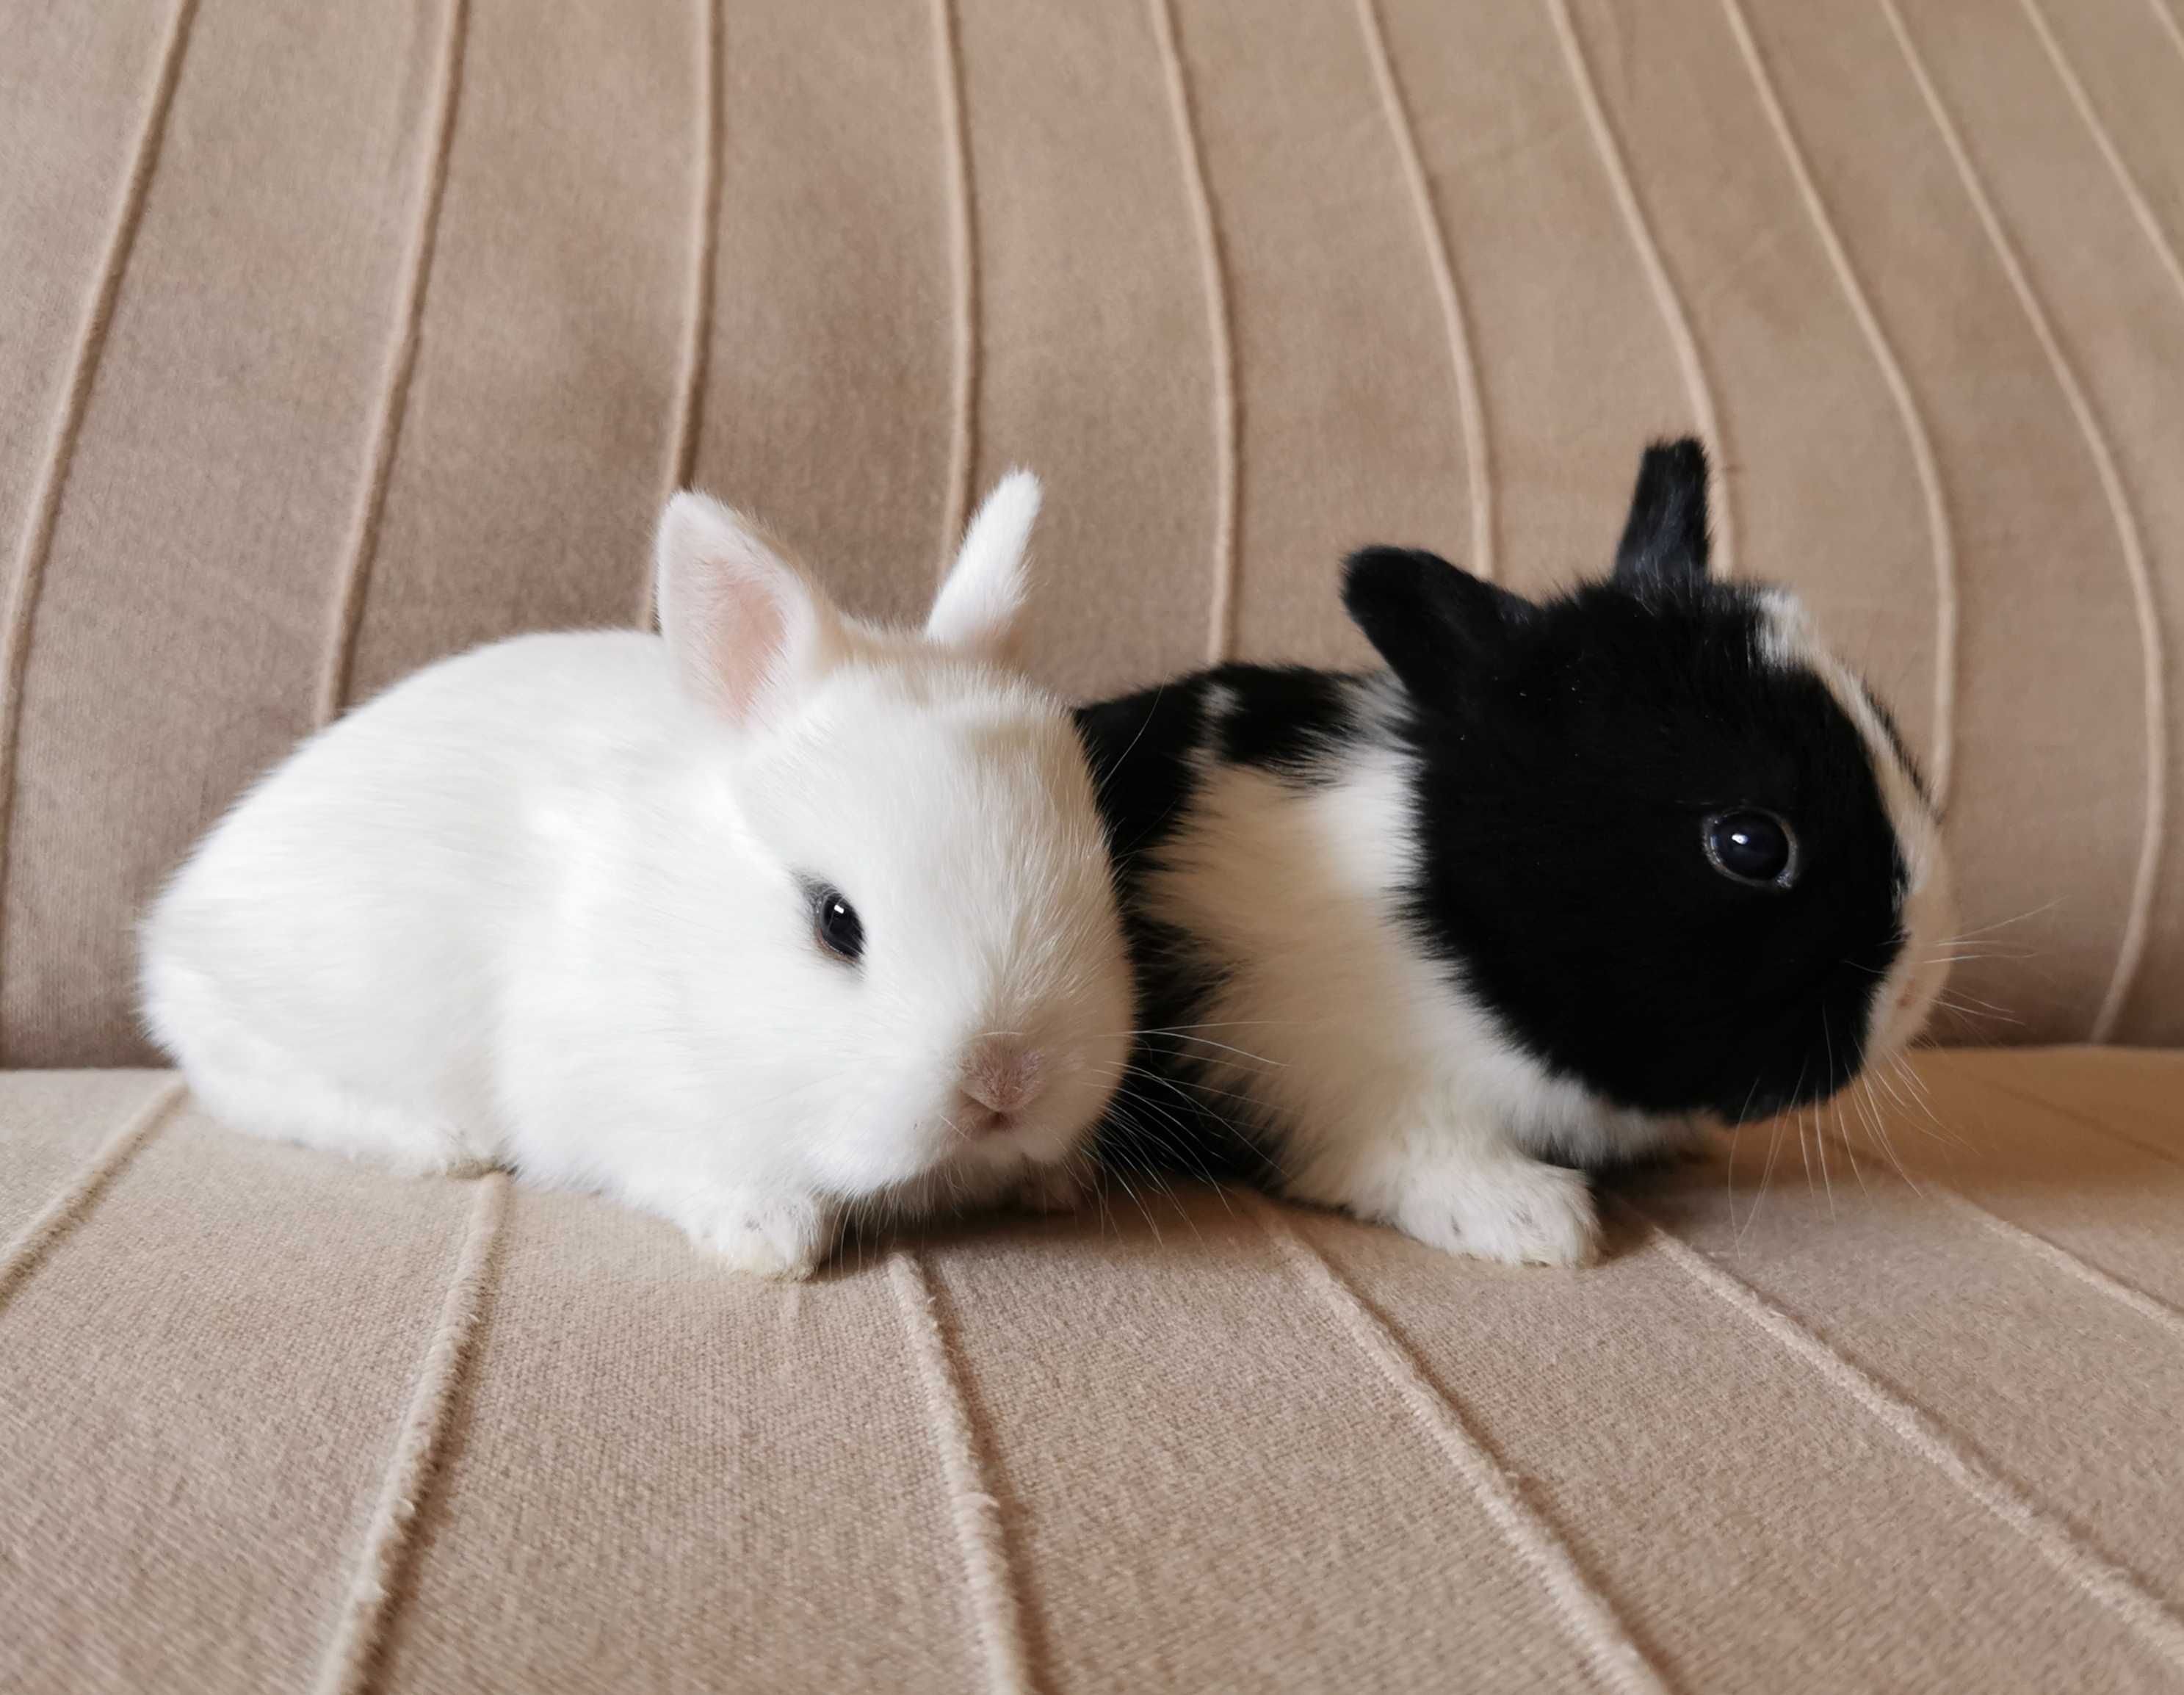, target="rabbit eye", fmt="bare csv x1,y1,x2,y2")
811,884,865,964
1704,810,1798,889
